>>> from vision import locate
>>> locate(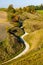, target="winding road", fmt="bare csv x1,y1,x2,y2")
2,31,29,65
